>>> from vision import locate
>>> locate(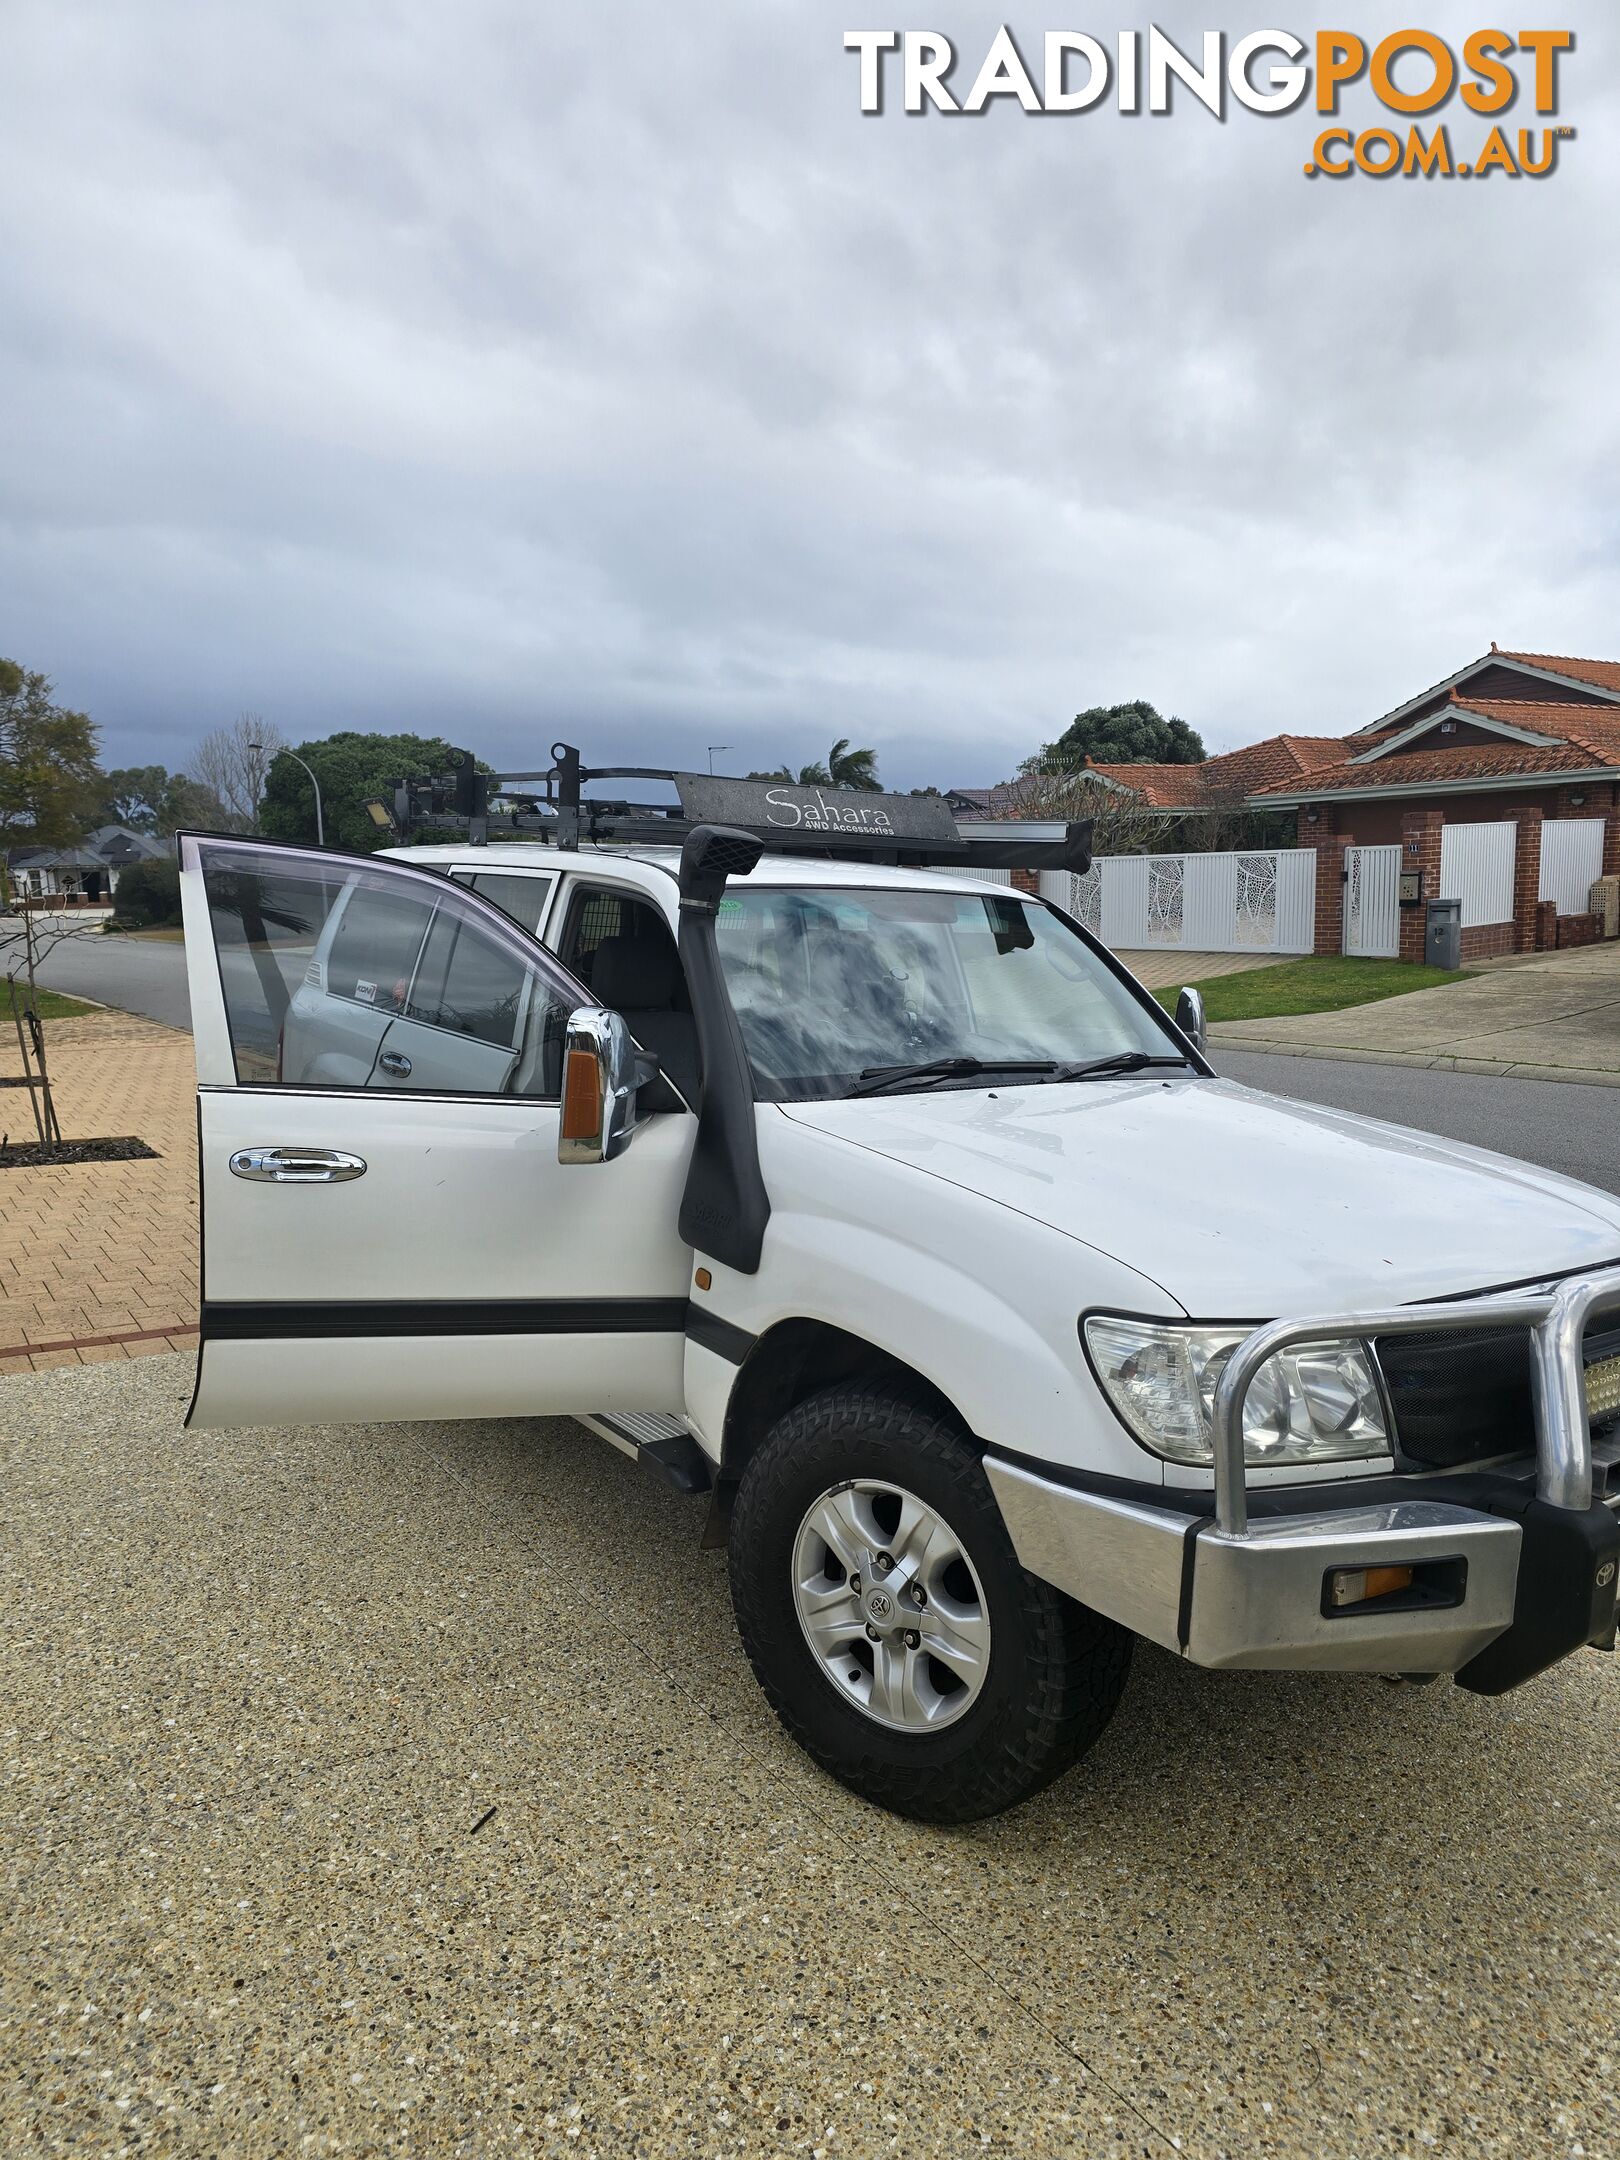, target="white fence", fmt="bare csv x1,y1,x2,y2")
1039,849,1316,954
1539,817,1605,916
1343,844,1402,958
1439,821,1516,928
